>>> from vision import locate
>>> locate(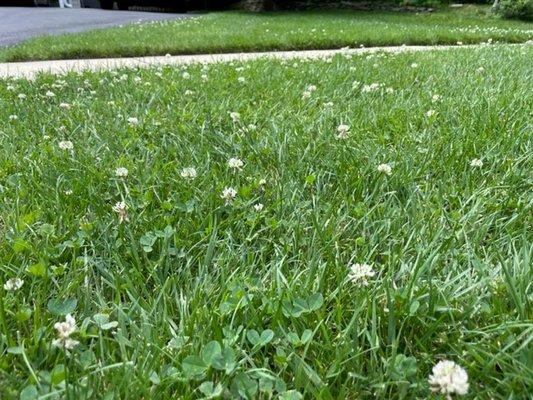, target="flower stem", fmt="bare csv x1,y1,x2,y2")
0,286,14,346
